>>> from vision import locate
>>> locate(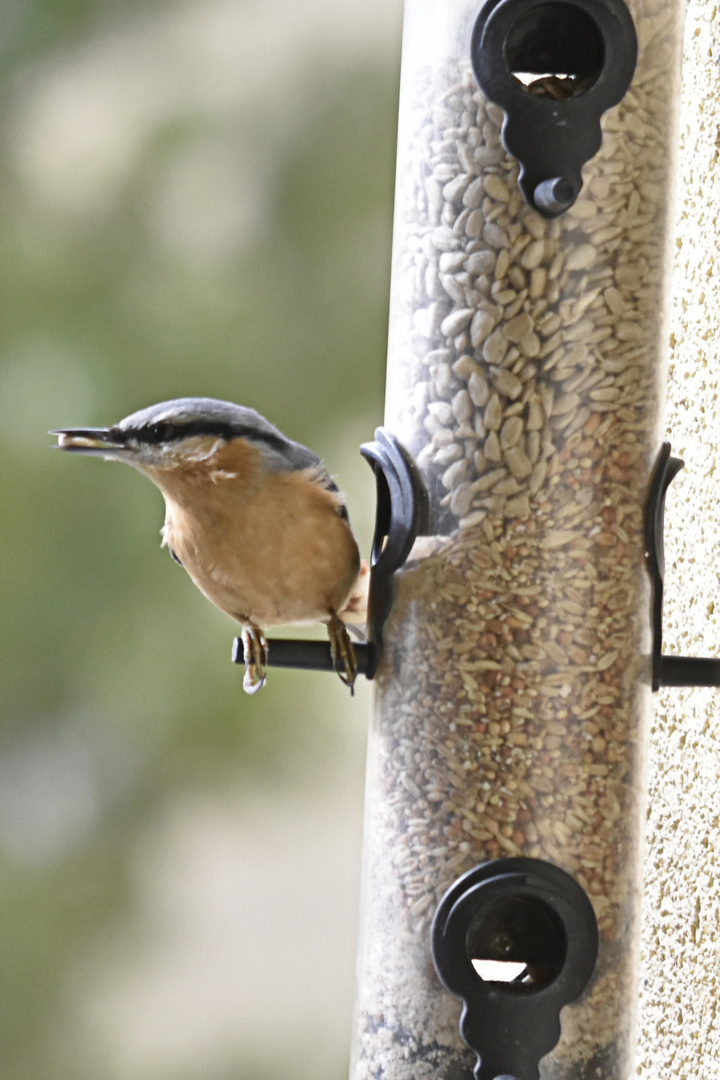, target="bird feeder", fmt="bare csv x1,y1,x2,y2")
347,0,689,1076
